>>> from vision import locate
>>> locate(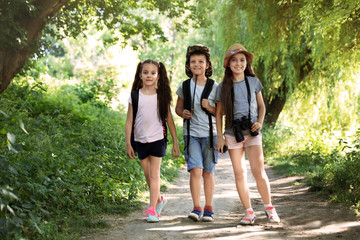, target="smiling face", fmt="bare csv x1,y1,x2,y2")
189,54,208,77
228,53,247,75
139,63,159,87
